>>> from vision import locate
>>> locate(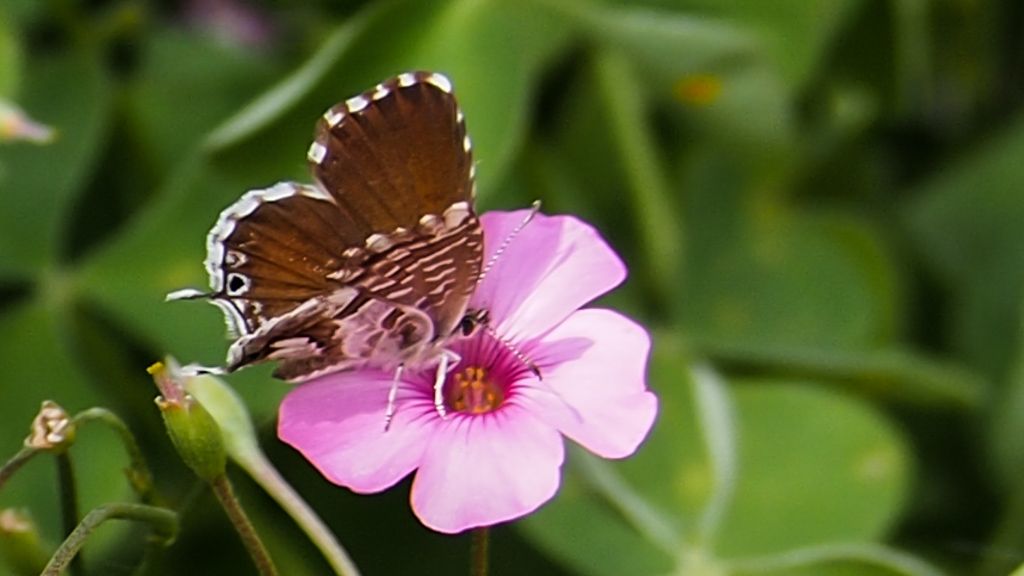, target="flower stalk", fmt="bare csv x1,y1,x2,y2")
56,453,84,576
210,475,278,576
41,503,177,576
183,365,361,575
72,408,158,505
150,360,280,575
238,449,360,576
0,446,36,491
470,527,490,576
